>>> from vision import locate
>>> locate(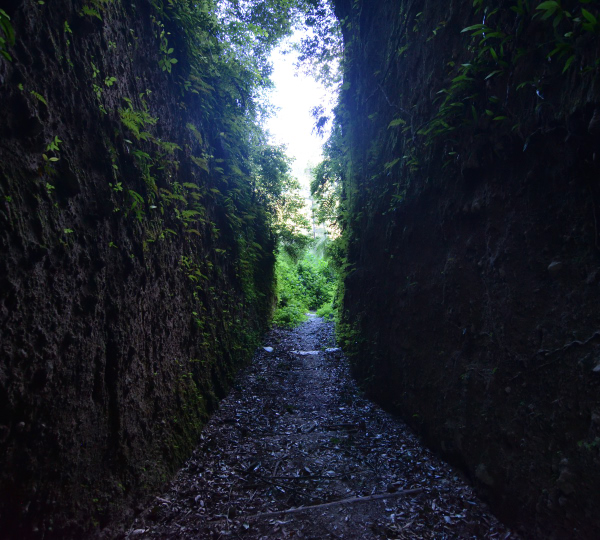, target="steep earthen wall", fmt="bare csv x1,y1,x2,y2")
332,0,600,537
0,1,274,537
